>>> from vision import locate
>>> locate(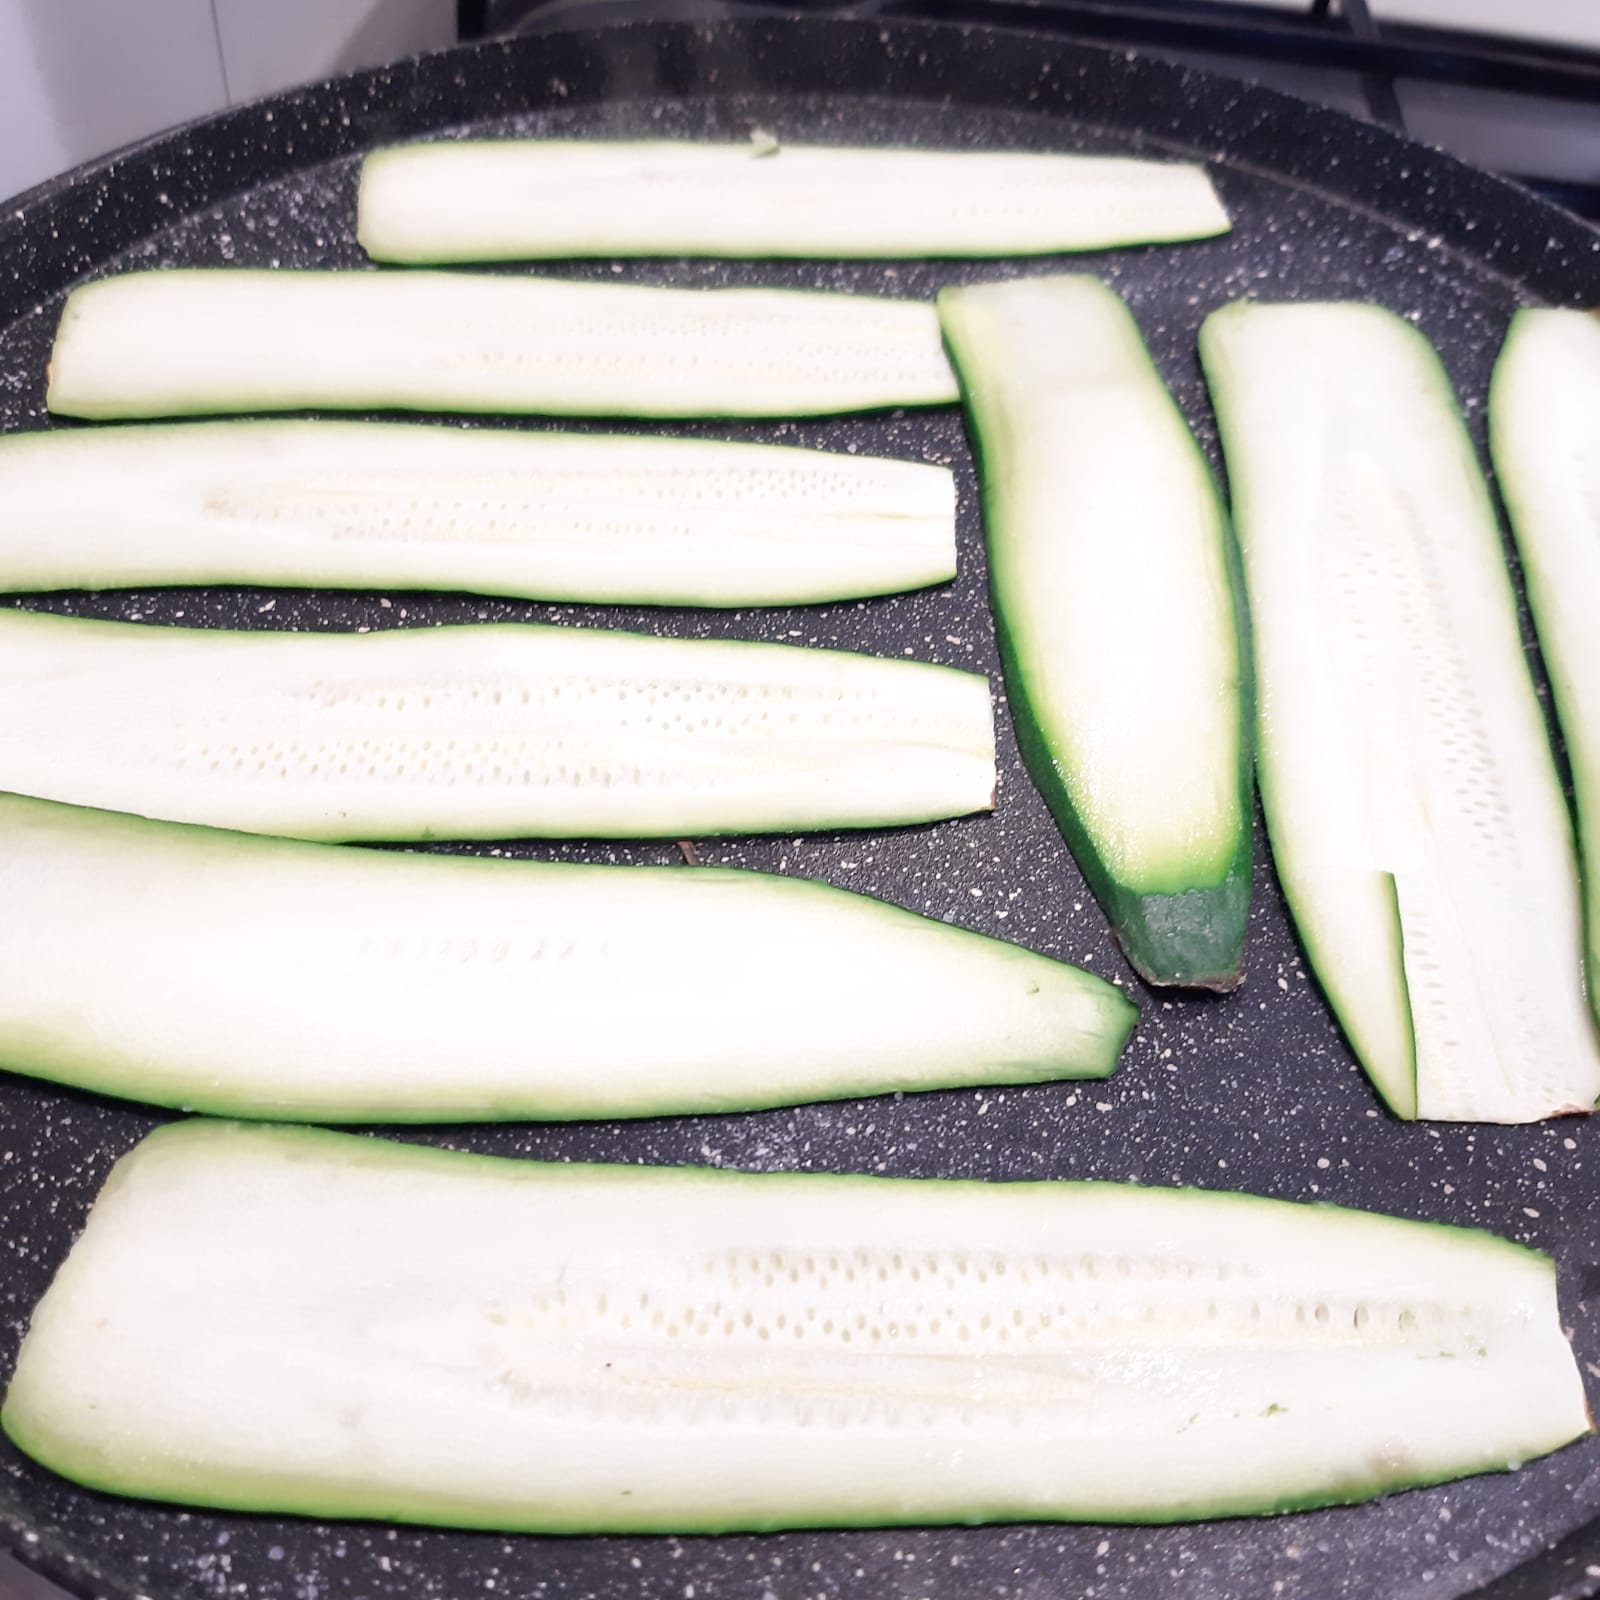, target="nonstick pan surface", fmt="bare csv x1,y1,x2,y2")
2,17,1600,1600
